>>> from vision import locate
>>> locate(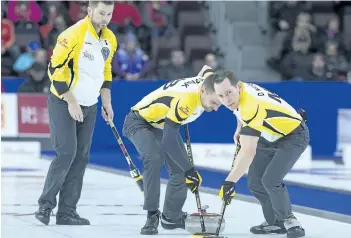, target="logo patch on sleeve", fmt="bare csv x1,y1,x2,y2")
58,38,68,49
179,106,190,116
101,47,110,61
